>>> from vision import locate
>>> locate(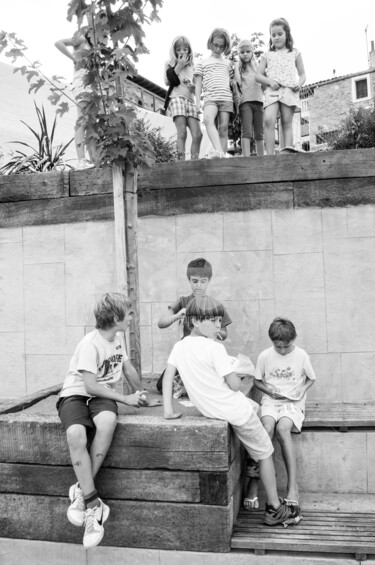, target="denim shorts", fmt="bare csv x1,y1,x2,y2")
56,395,118,431
204,100,234,114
